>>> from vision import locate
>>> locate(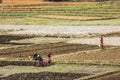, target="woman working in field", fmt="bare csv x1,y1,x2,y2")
32,53,52,67
100,36,104,49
